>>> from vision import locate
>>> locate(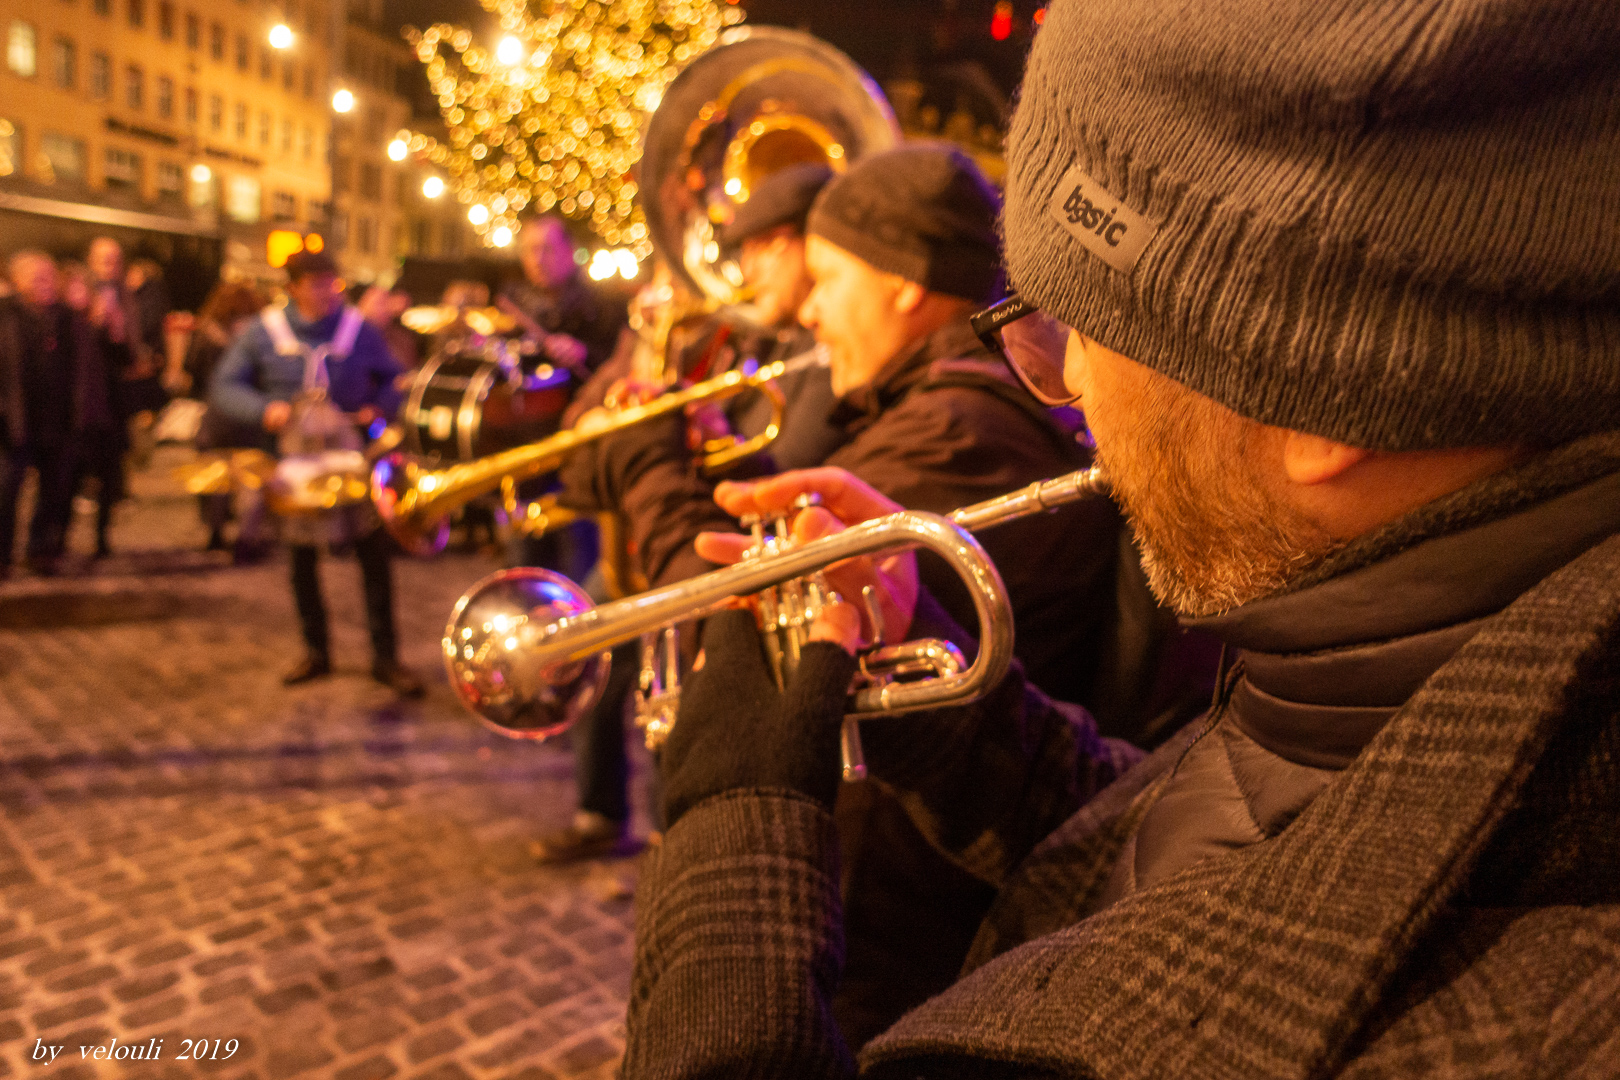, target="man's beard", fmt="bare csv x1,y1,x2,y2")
1095,376,1347,619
